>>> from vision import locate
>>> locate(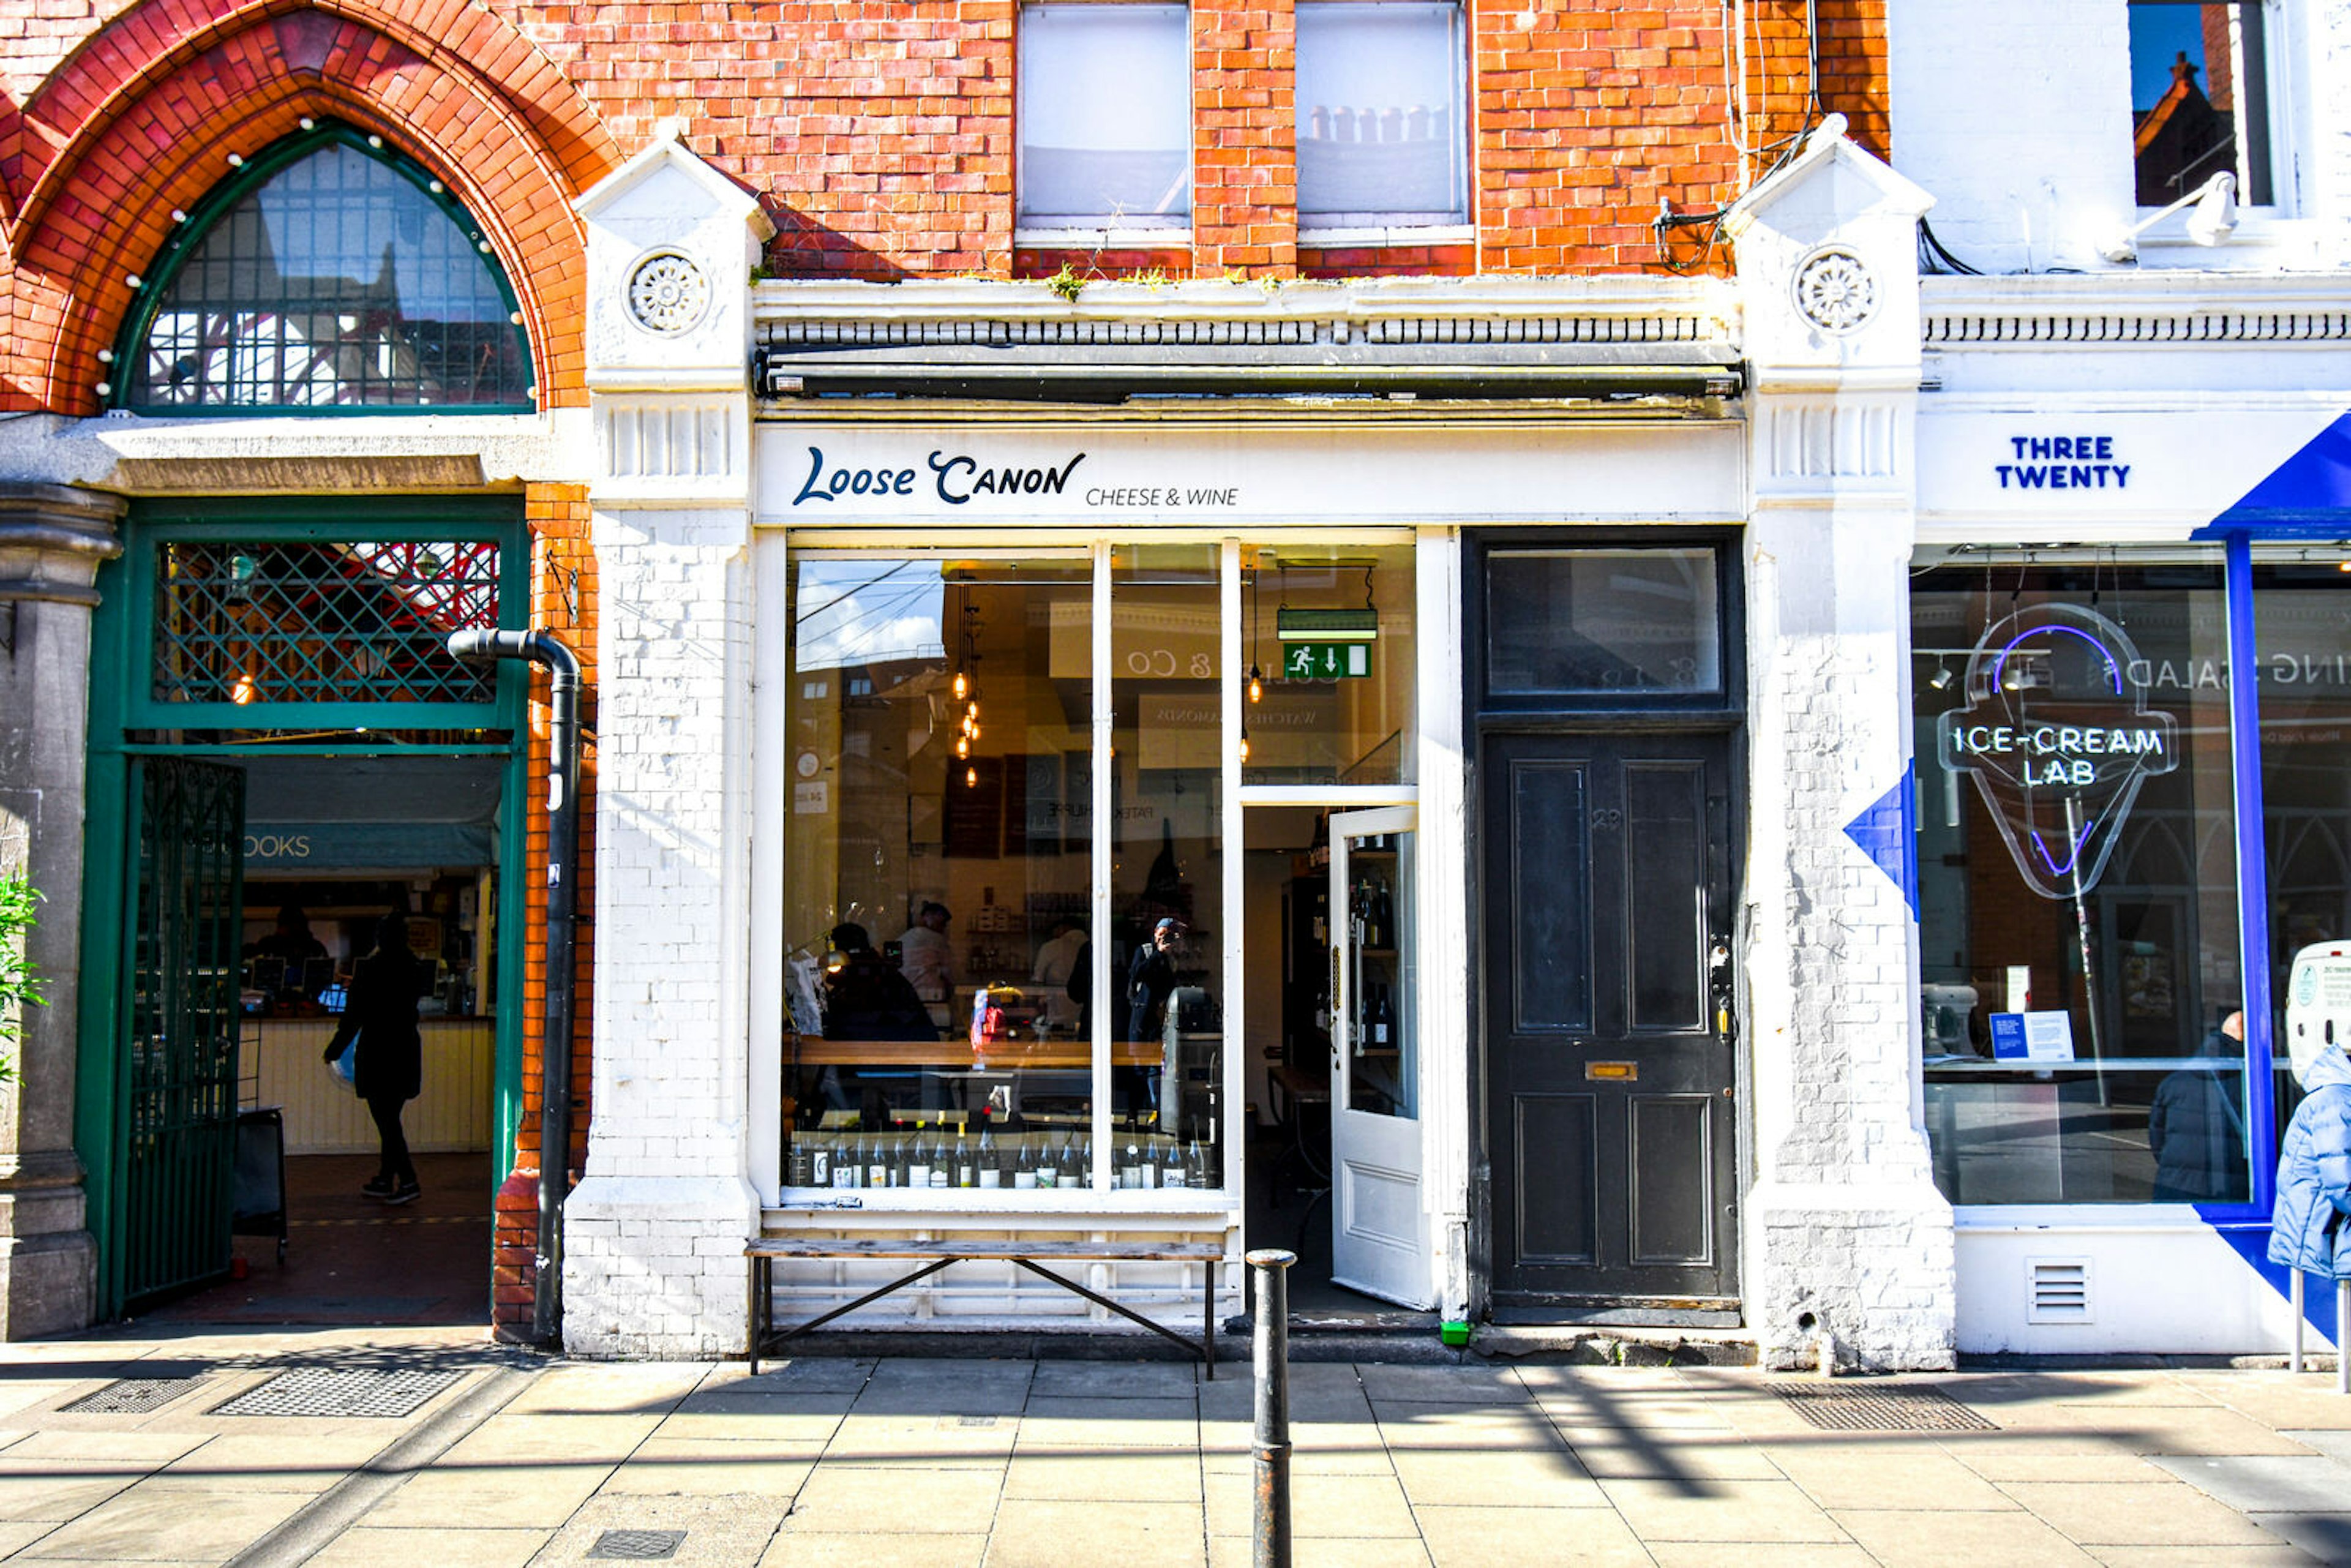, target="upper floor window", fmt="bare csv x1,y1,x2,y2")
1018,4,1193,230
118,122,533,413
1296,1,1466,229
2129,0,2273,208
